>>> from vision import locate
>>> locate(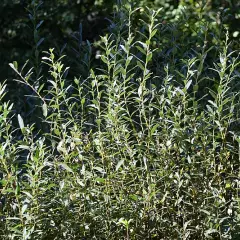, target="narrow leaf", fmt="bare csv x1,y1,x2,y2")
17,114,24,129
36,20,44,30
58,162,73,173
116,159,124,171
42,103,48,117
37,38,44,48
185,79,192,90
